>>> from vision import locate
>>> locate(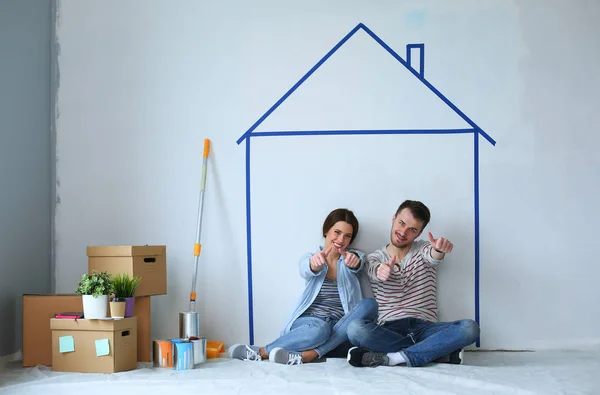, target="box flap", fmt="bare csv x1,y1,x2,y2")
86,245,165,257
50,317,137,331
